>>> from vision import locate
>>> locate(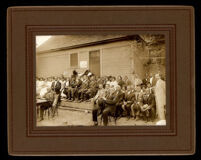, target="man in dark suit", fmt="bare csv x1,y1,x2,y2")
122,85,136,119
78,75,89,102
51,77,56,91
92,83,106,126
141,89,156,121
51,77,61,93
54,77,61,94
117,75,125,88
67,76,77,101
102,85,124,126
131,85,143,120
85,76,98,100
74,76,82,101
